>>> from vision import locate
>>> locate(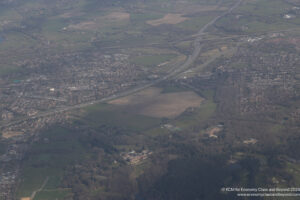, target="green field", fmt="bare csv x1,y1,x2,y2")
12,0,300,199
0,142,6,156
0,0,227,77
0,65,21,76
174,89,216,129
160,85,189,94
16,103,162,198
16,84,214,197
216,0,300,33
34,189,71,200
237,0,291,16
130,54,177,67
78,103,162,131
176,15,216,32
16,127,88,198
